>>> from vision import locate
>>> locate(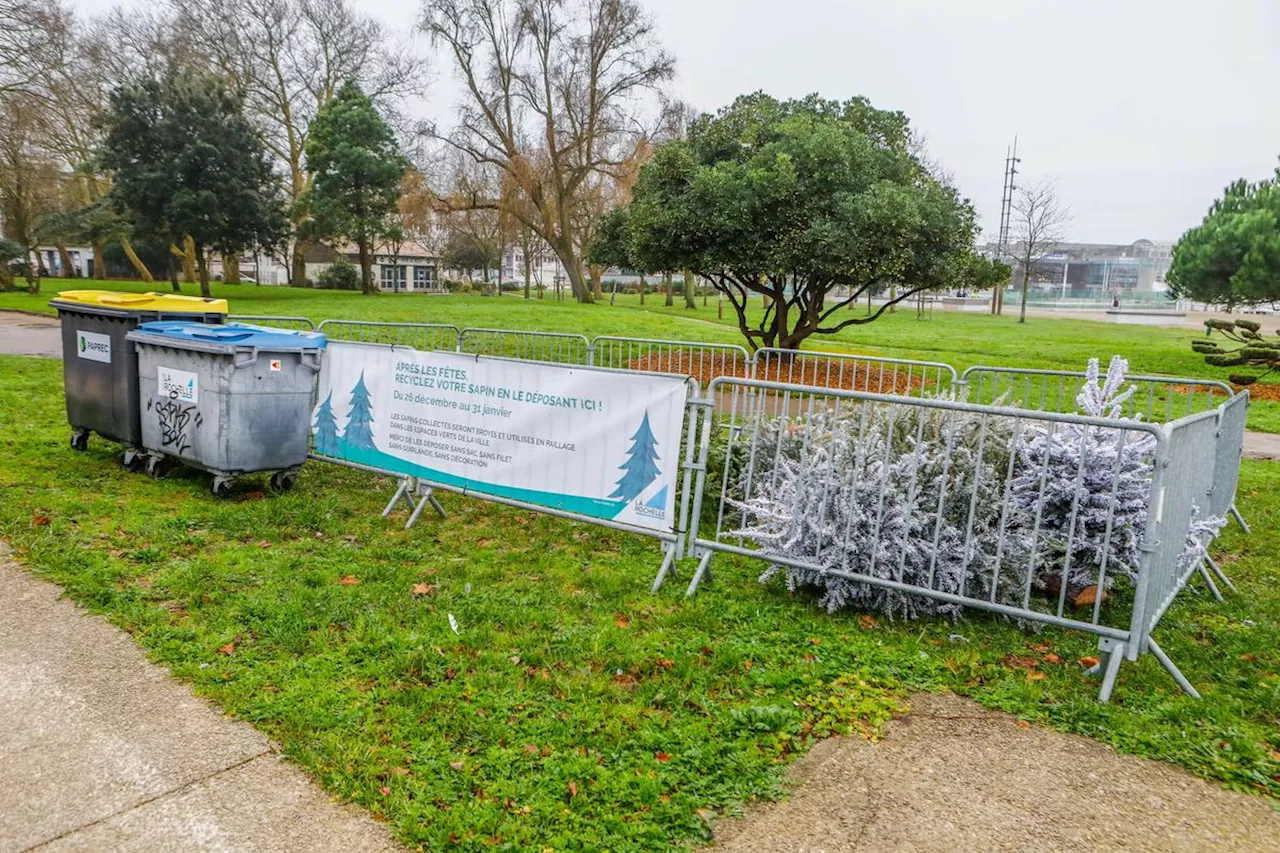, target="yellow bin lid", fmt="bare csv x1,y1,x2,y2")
52,290,228,315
